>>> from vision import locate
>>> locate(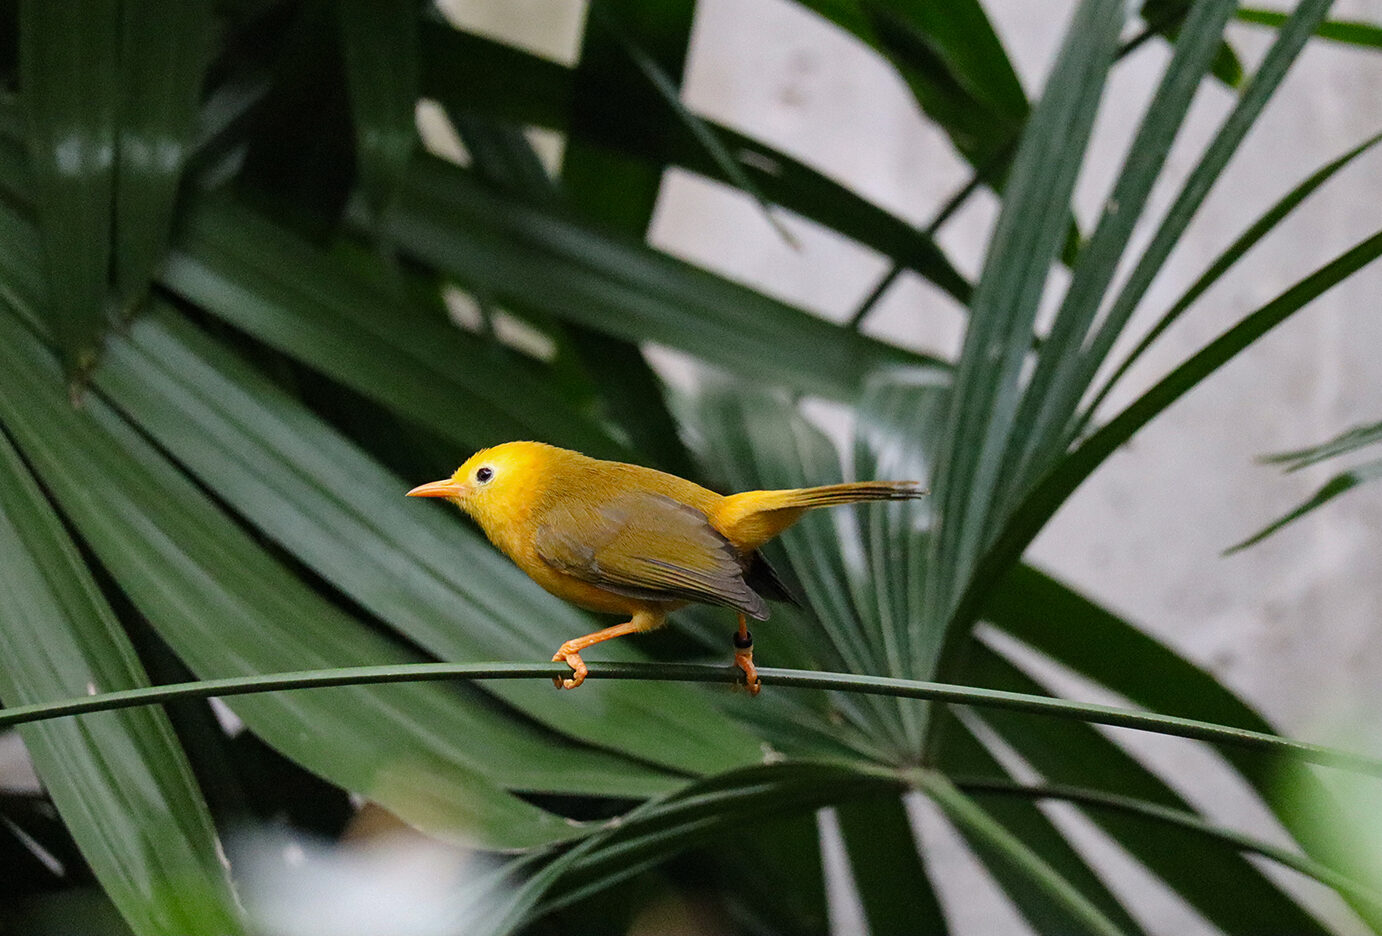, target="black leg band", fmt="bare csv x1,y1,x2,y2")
733,629,753,649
